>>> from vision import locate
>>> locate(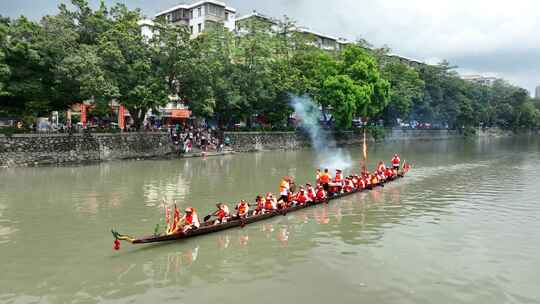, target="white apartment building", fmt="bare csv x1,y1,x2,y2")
461,75,499,86
155,0,236,38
